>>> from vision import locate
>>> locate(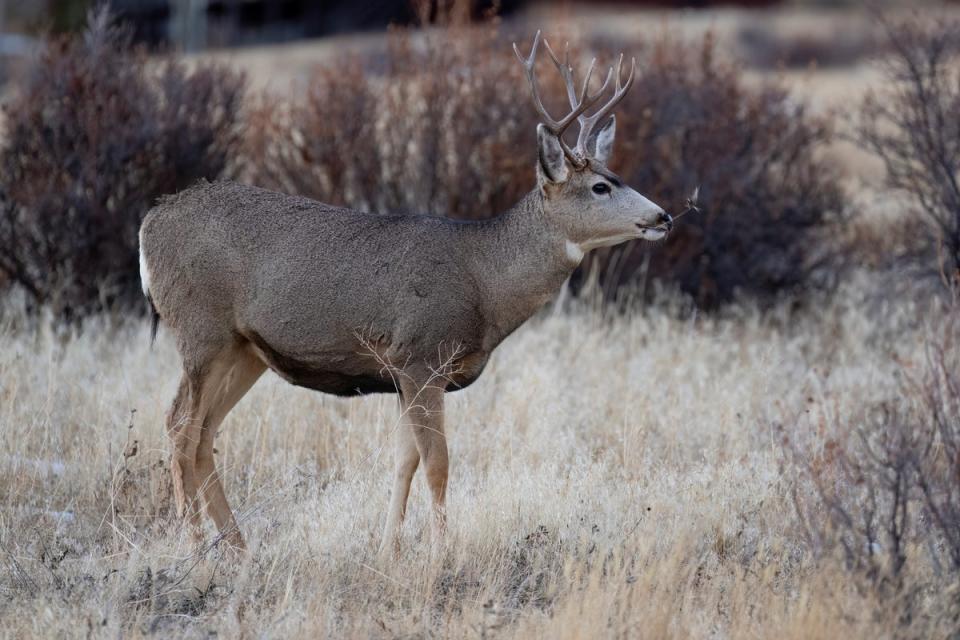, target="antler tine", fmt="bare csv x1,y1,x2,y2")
543,39,579,113
543,39,600,117
512,30,544,113
575,53,636,156
514,32,611,166
541,43,616,160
